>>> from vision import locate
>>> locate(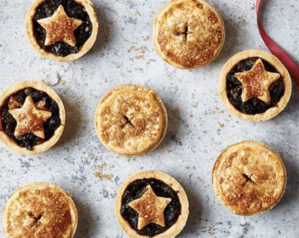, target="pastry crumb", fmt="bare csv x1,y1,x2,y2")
94,172,113,181
135,45,148,52
174,108,180,114
127,46,135,53
97,162,107,172
93,162,113,182
127,45,135,53
135,55,144,59
143,35,150,41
